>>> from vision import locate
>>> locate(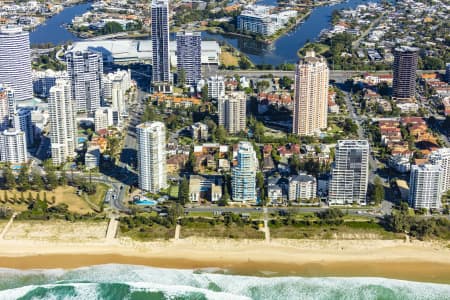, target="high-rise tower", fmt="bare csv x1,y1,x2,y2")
151,0,171,92
176,31,202,86
292,51,329,136
392,46,419,100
